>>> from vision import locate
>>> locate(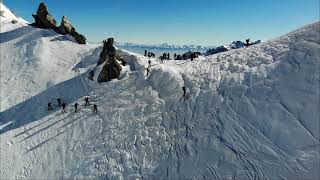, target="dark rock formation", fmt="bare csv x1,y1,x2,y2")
182,51,202,60
0,11,5,17
58,16,73,35
206,45,229,55
31,3,86,44
230,41,246,49
97,38,122,82
205,39,261,56
59,16,86,44
31,3,57,30
70,31,86,44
